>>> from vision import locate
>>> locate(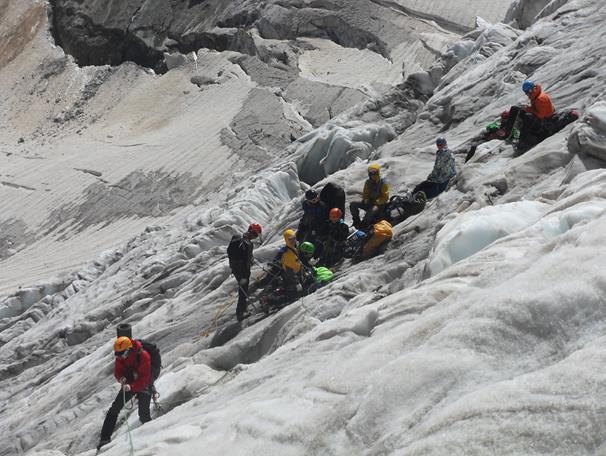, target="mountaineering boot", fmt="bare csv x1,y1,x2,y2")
237,310,251,322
